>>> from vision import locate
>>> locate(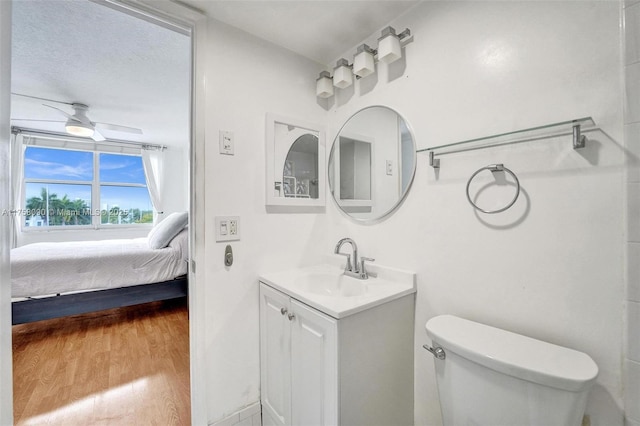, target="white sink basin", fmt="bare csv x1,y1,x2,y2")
259,261,416,319
296,272,367,297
